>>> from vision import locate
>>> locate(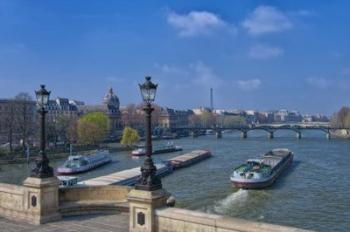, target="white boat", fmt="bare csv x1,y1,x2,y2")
131,142,182,156
57,150,112,175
